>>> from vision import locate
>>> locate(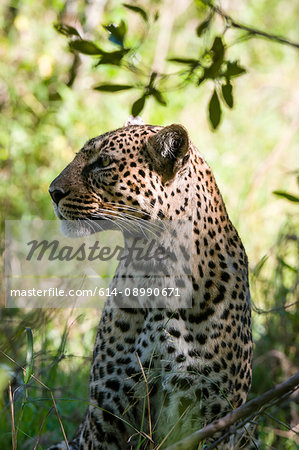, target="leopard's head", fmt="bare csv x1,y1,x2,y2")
49,122,192,237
